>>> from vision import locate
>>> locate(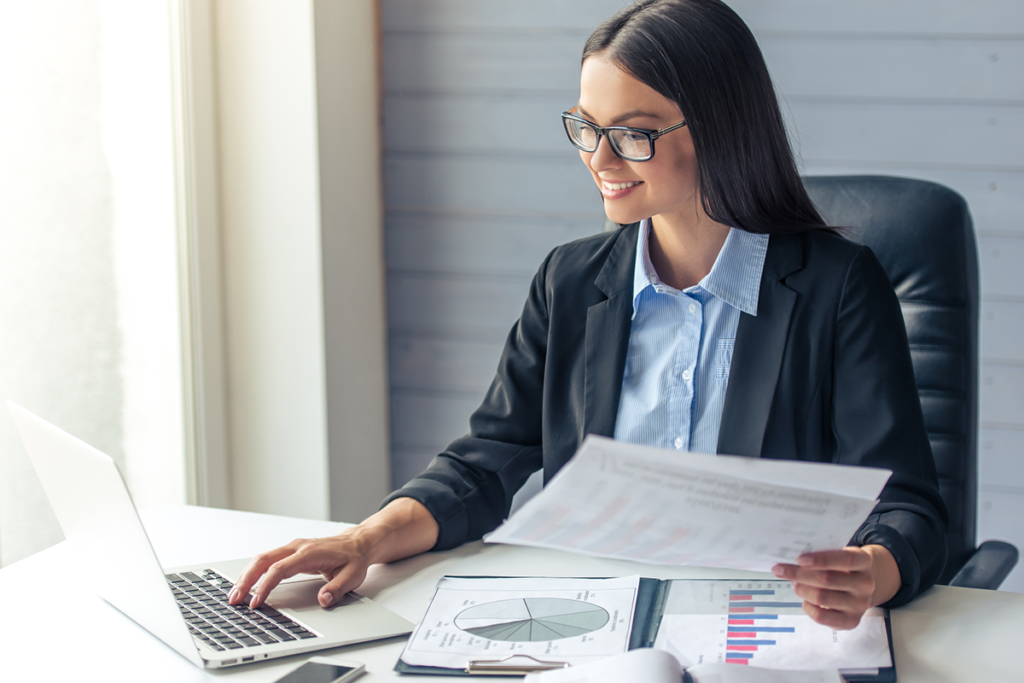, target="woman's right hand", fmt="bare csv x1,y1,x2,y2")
228,528,375,609
228,497,439,610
